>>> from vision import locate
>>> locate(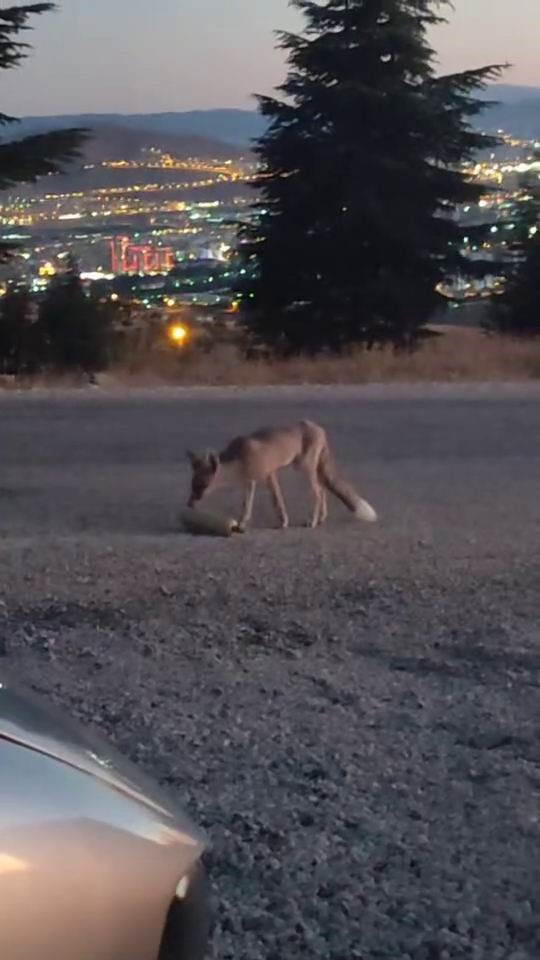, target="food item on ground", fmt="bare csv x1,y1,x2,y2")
180,508,244,538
